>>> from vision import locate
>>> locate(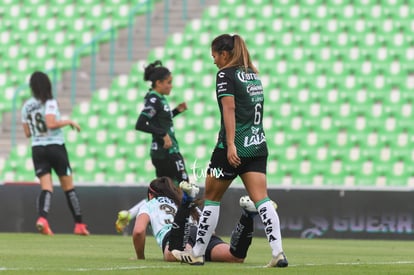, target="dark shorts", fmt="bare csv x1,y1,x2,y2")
162,225,225,262
208,148,267,180
152,153,189,185
32,144,72,178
